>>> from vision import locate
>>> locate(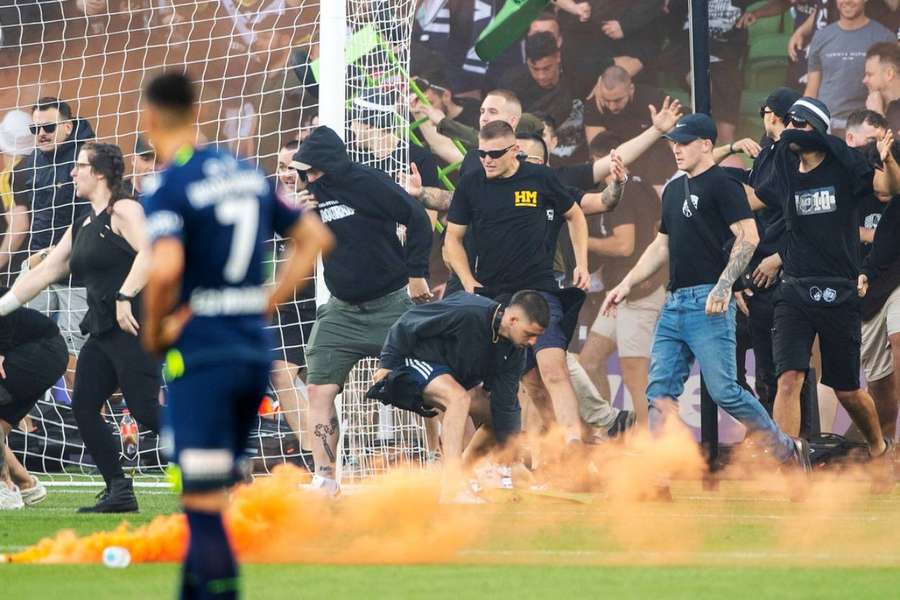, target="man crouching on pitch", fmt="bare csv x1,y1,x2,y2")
371,290,550,503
